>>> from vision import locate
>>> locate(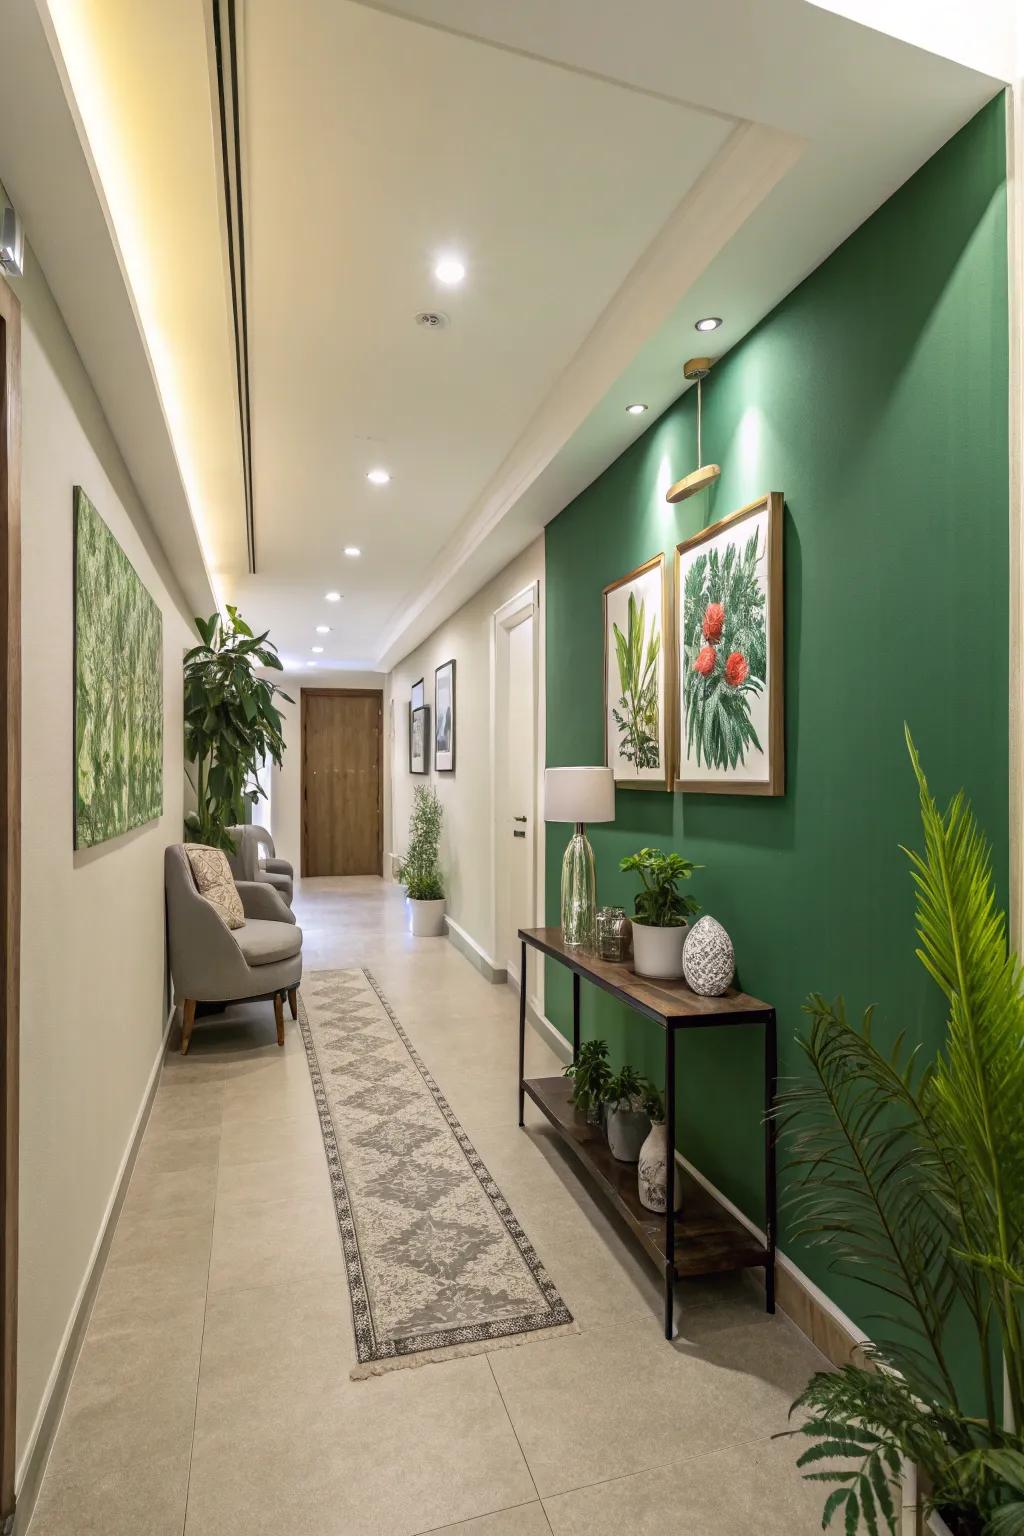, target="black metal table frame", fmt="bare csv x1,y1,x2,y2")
516,933,777,1340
